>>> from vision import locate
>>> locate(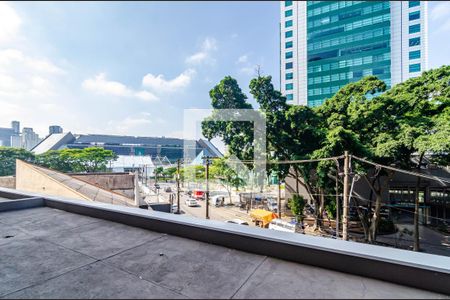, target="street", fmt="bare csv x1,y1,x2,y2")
144,182,255,226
